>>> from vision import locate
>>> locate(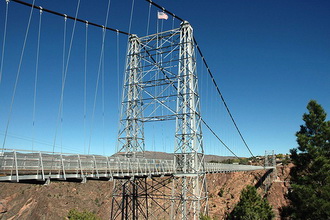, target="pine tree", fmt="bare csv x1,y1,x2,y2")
284,100,330,219
227,185,274,220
